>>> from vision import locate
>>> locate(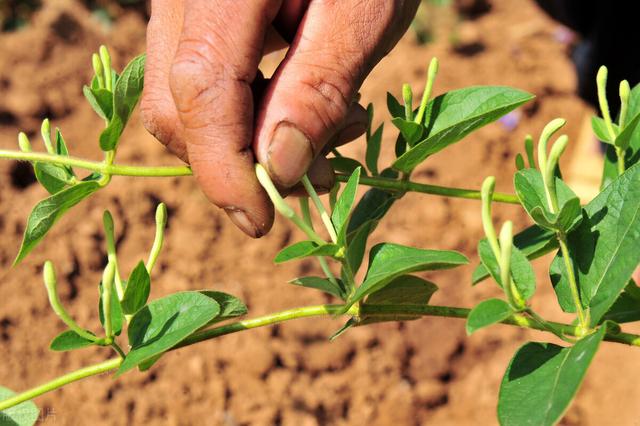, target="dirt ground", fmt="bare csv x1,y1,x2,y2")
1,1,639,425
